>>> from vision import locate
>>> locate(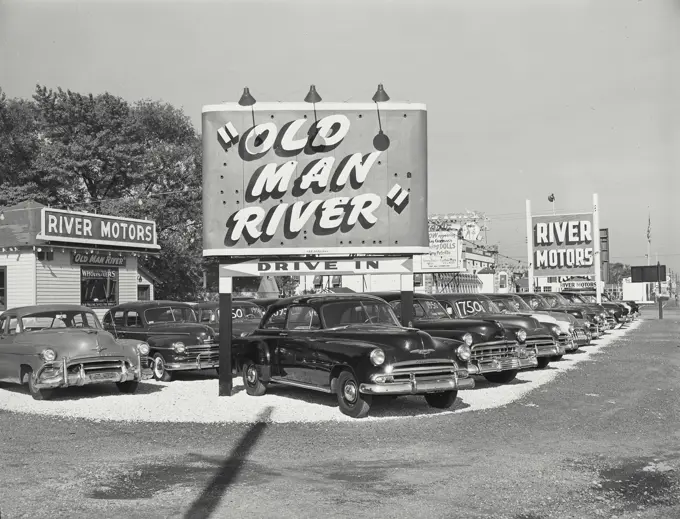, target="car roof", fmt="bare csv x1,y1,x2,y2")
1,304,96,318
193,300,258,309
367,291,436,301
269,293,387,309
108,300,195,311
432,293,490,300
